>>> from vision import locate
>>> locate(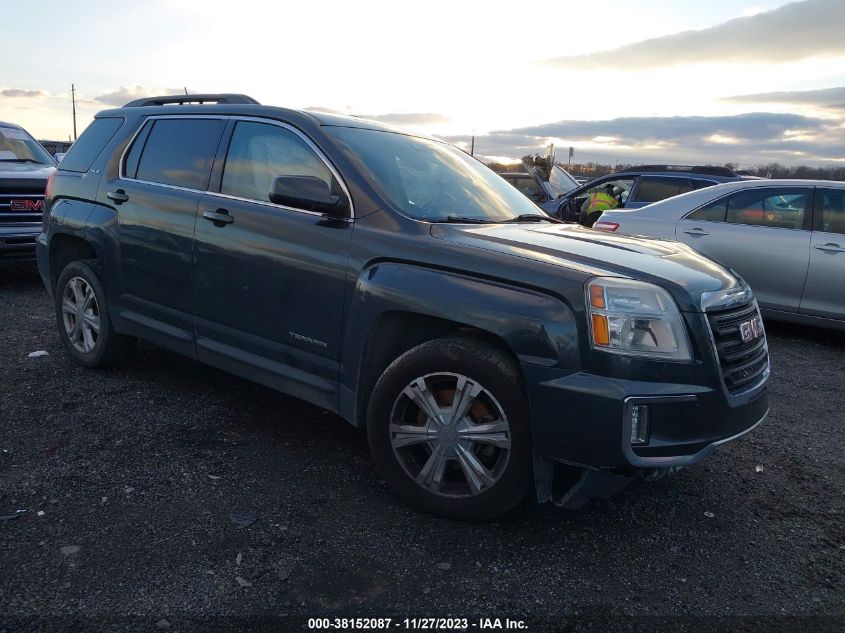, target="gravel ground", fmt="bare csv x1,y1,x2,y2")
1,266,843,631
